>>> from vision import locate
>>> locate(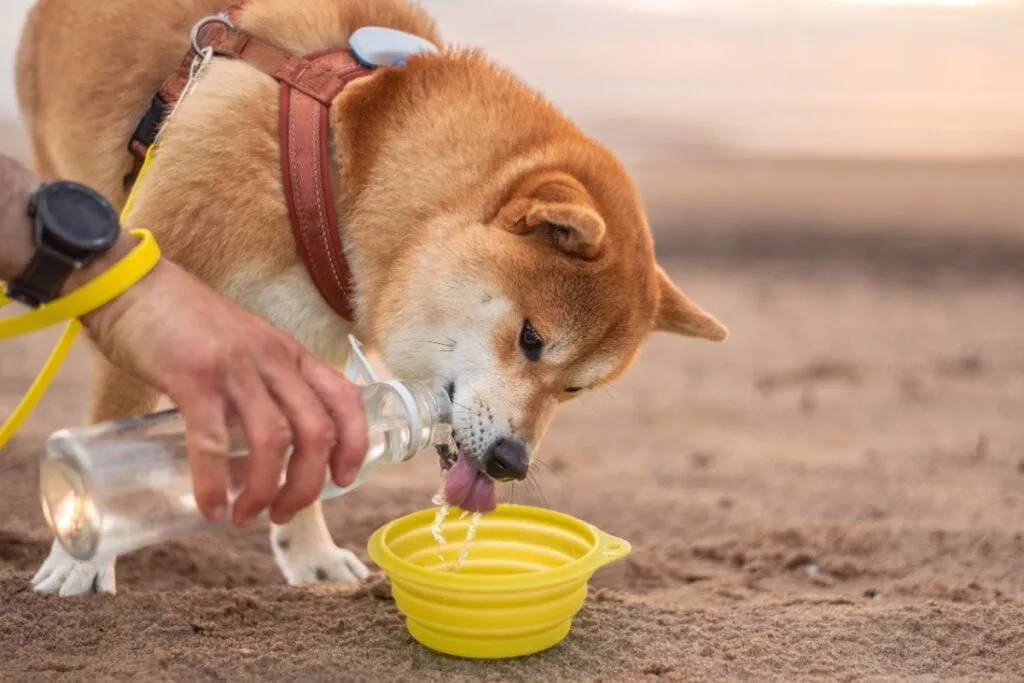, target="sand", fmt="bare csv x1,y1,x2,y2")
3,244,1024,680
